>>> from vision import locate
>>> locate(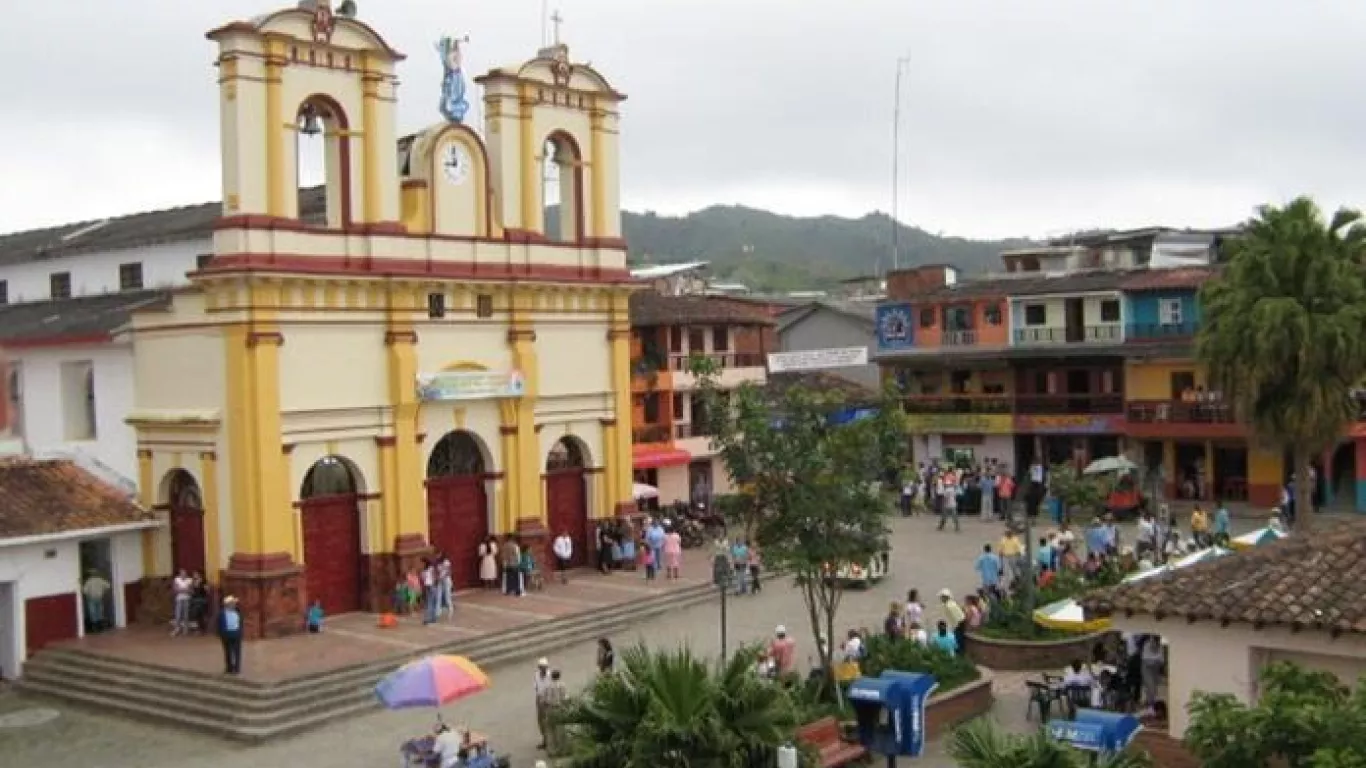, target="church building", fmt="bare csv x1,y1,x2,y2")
126,1,636,637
